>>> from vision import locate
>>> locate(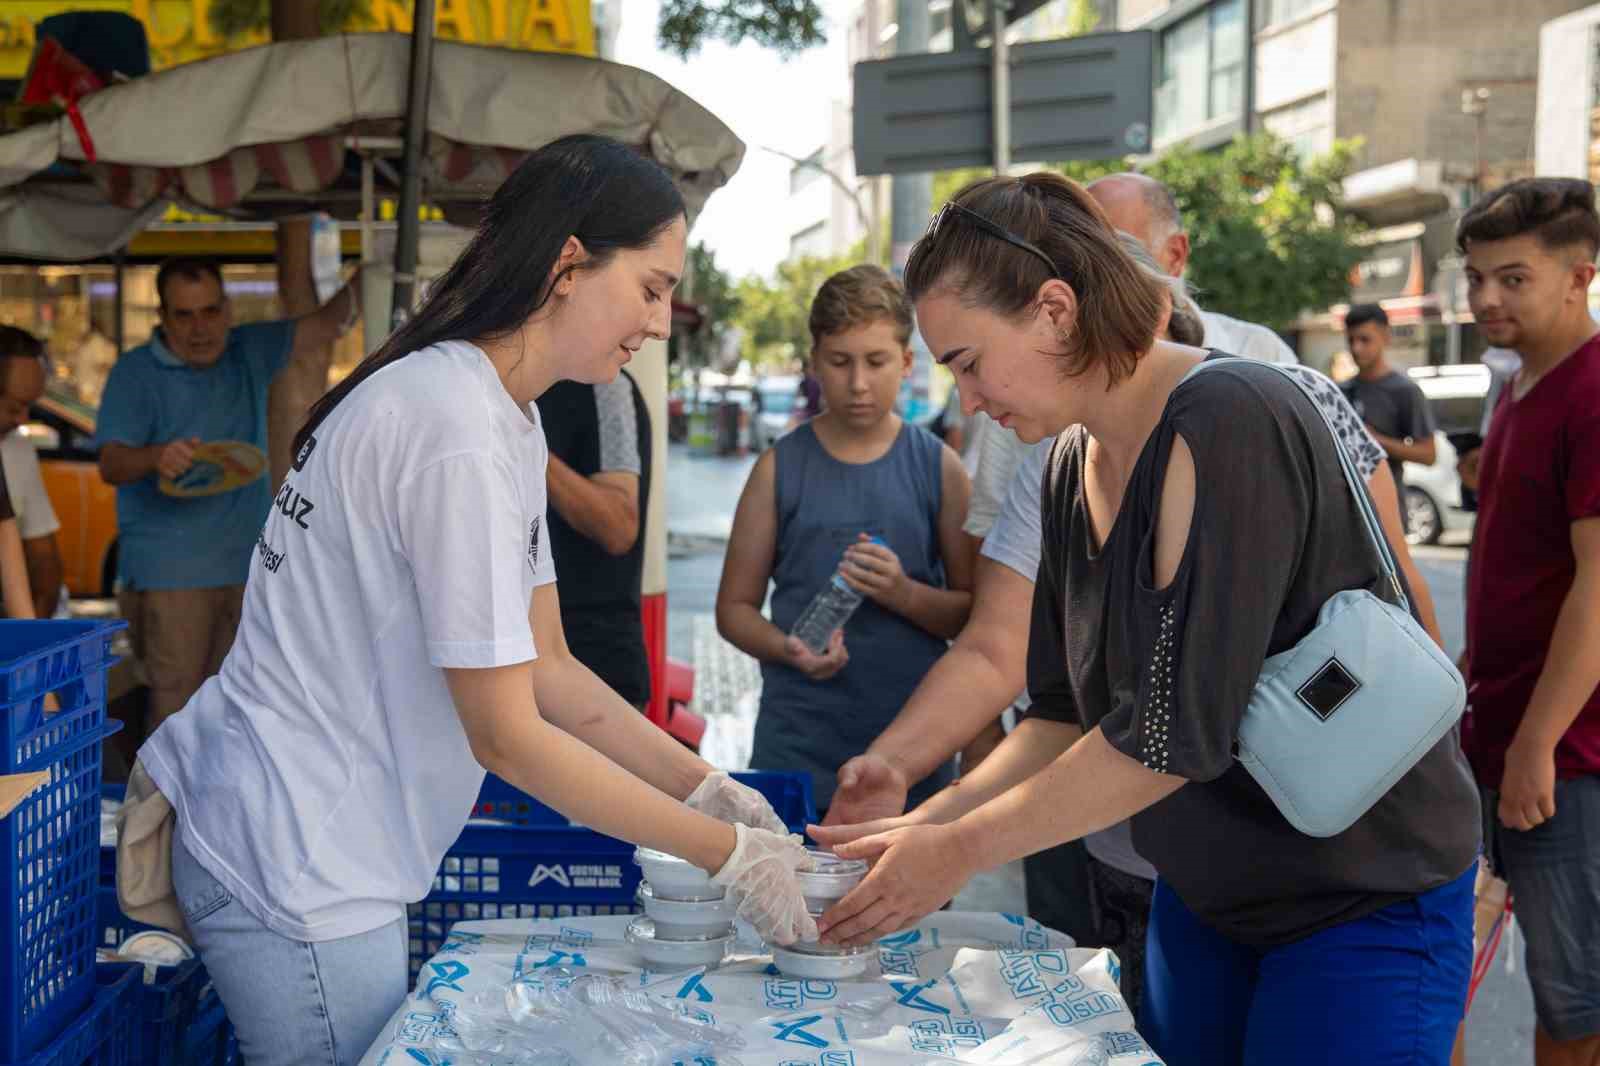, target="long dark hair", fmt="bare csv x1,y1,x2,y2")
294,134,685,455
